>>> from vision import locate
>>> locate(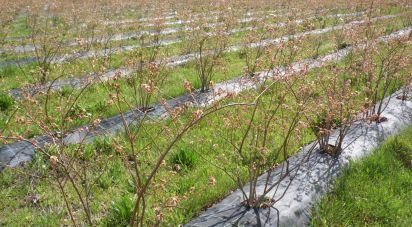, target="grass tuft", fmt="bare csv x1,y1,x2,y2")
104,195,134,227
0,92,14,111
170,149,199,171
